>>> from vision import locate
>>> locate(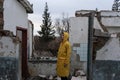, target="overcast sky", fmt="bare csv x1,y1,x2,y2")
28,0,114,35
